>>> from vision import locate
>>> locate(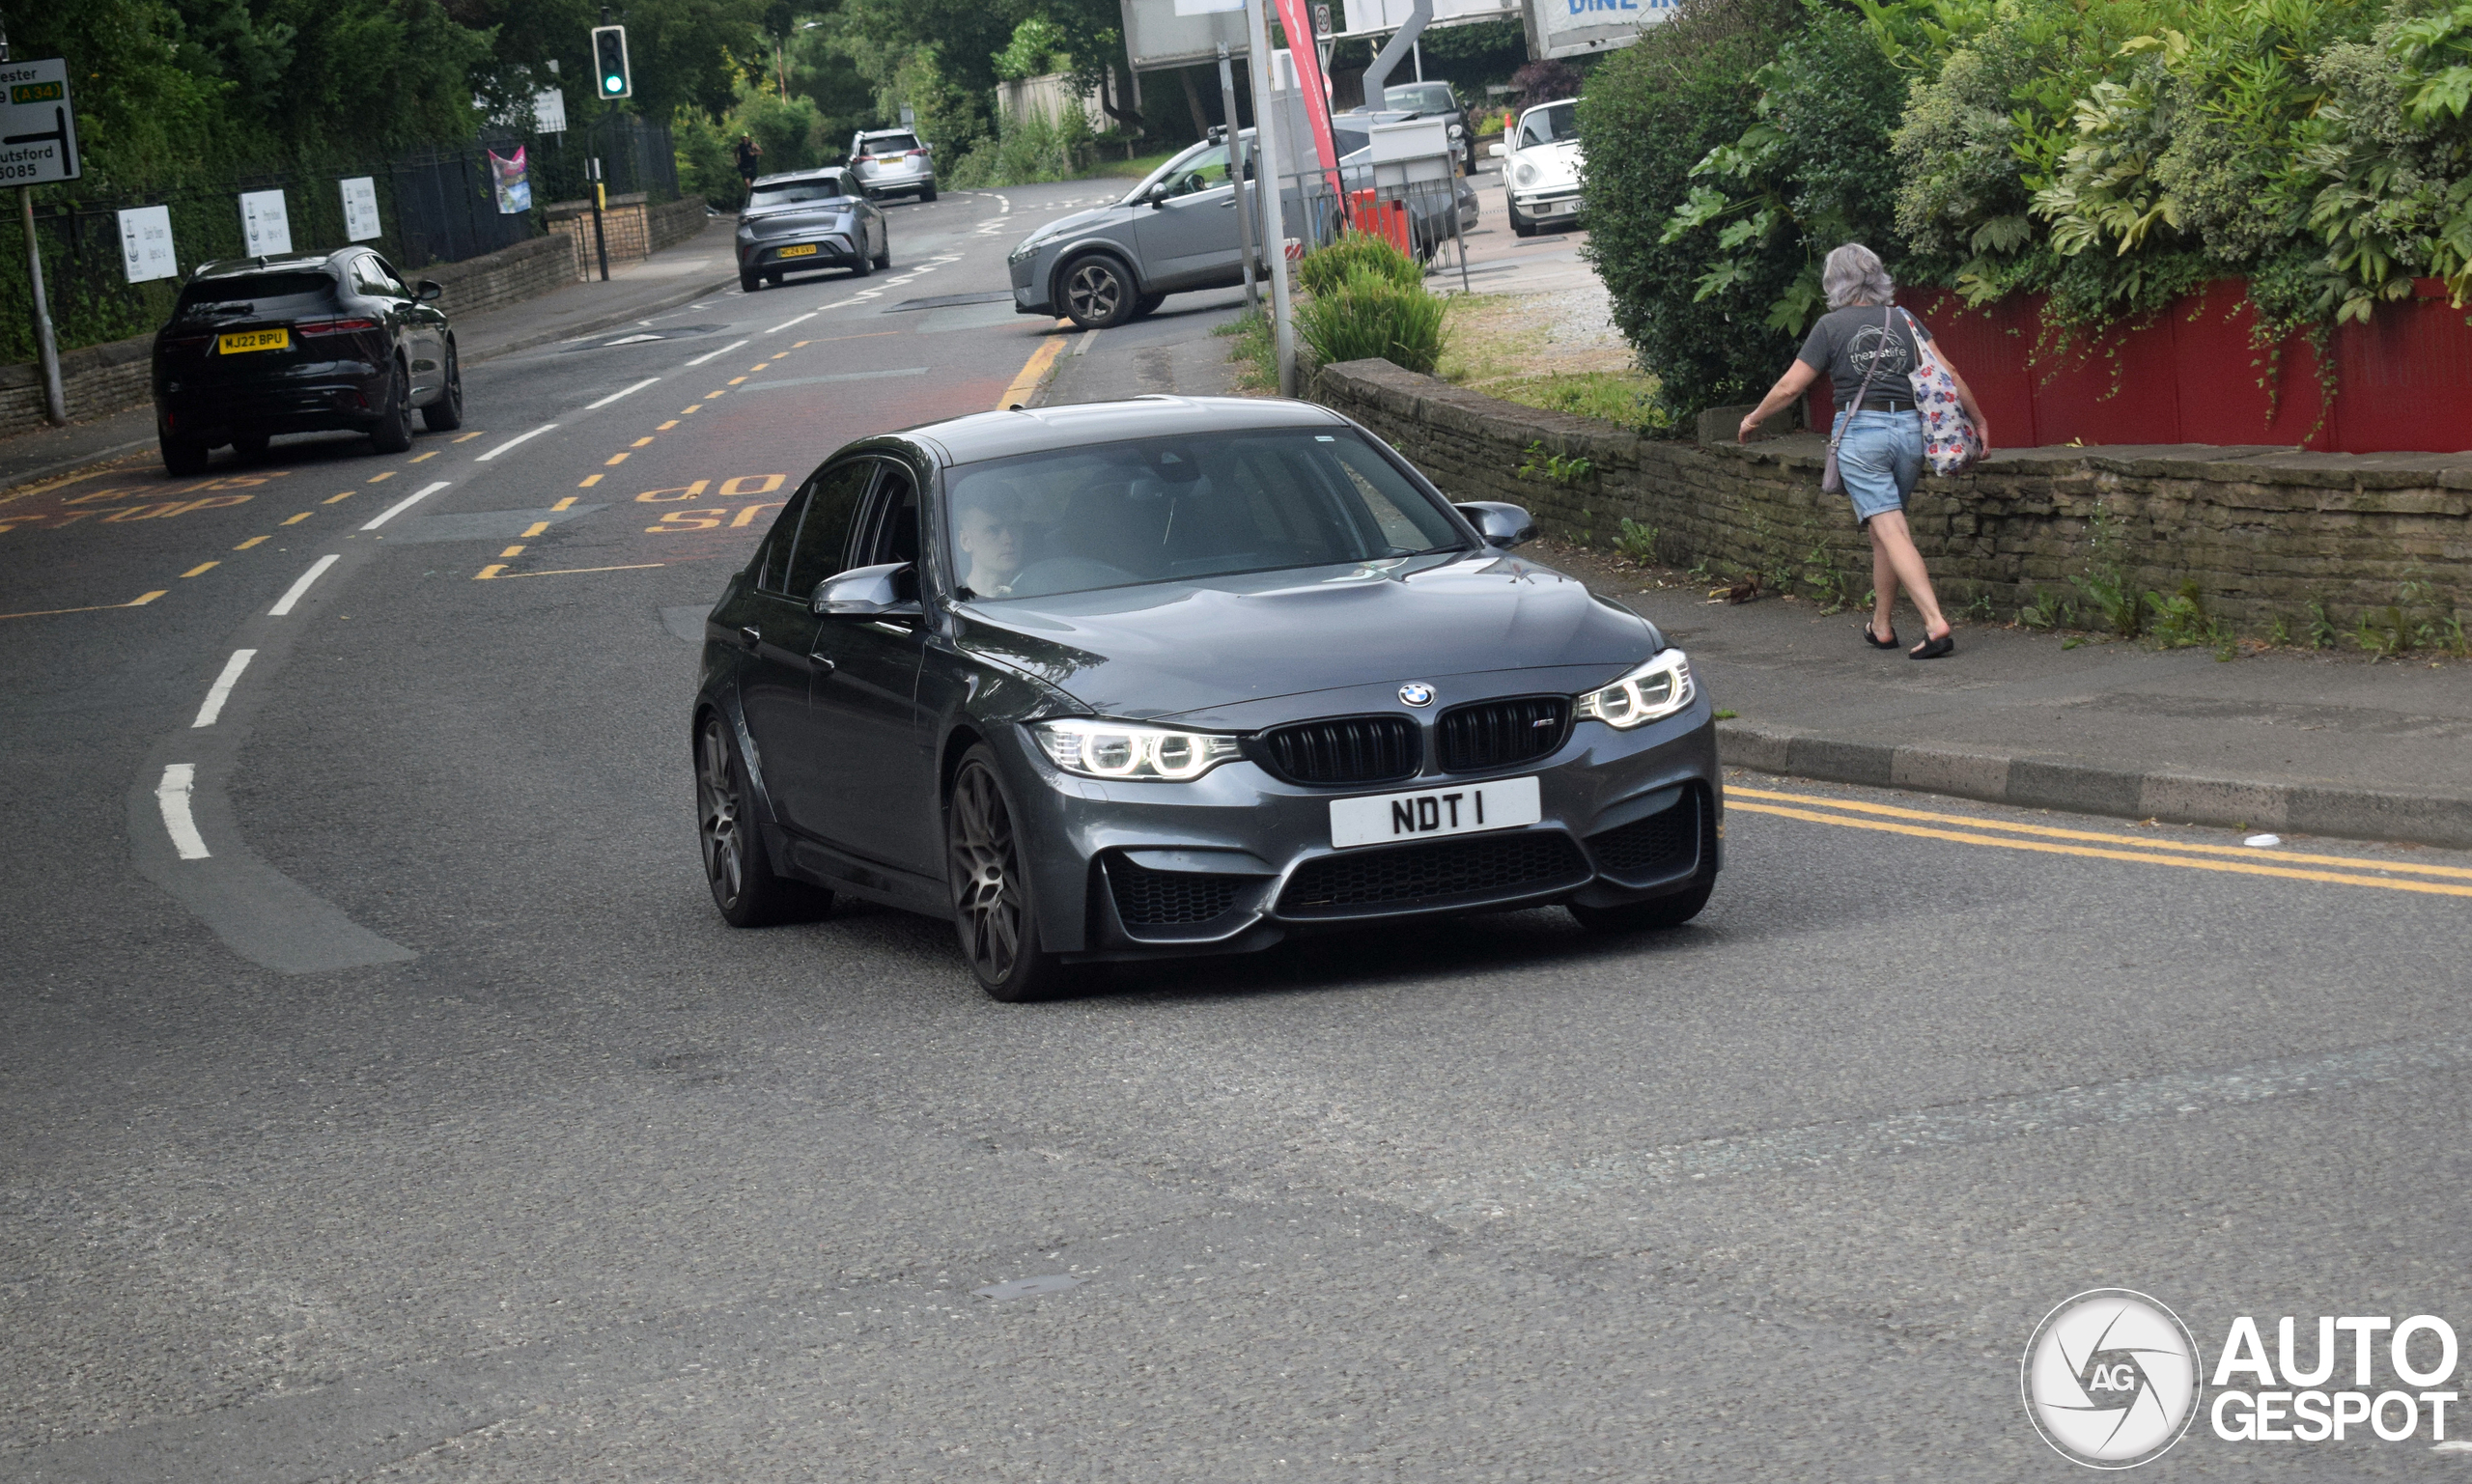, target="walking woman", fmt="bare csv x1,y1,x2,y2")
1737,243,1987,658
